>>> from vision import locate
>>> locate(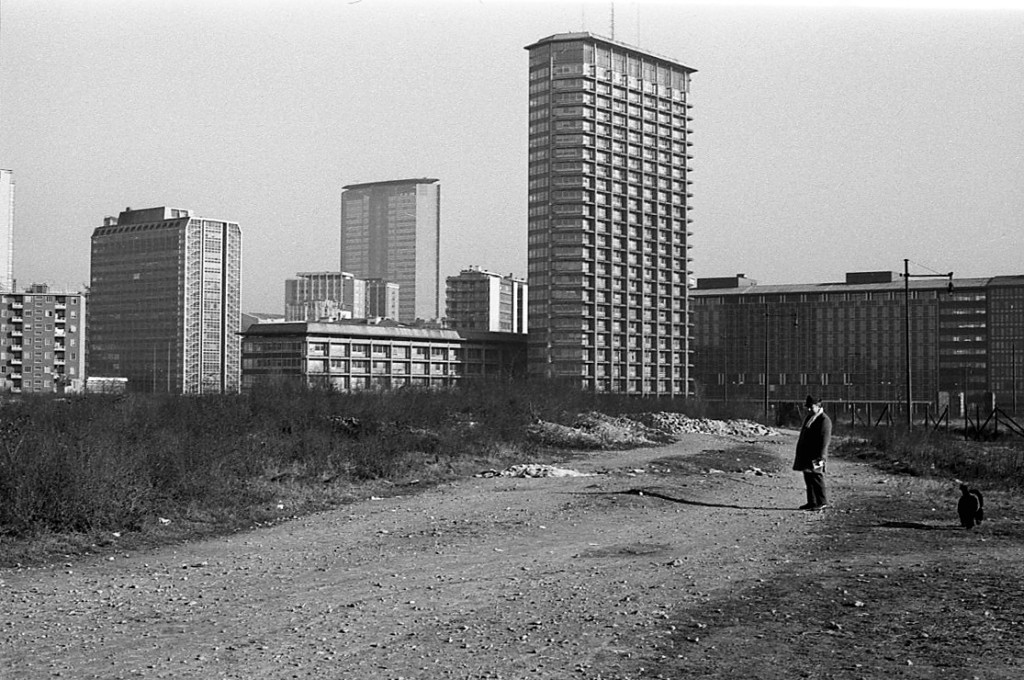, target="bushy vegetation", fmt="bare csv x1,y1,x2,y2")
835,426,1024,491
0,380,727,564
